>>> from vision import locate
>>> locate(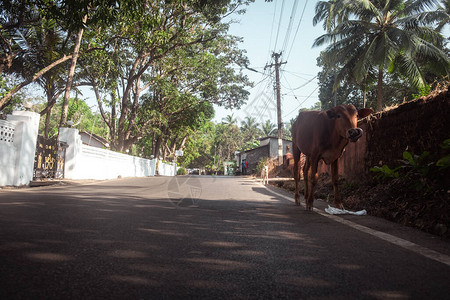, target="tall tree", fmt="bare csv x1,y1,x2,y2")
240,116,261,142
314,0,449,111
0,0,120,110
80,0,252,152
59,14,87,127
222,114,237,126
10,16,71,136
260,119,277,136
